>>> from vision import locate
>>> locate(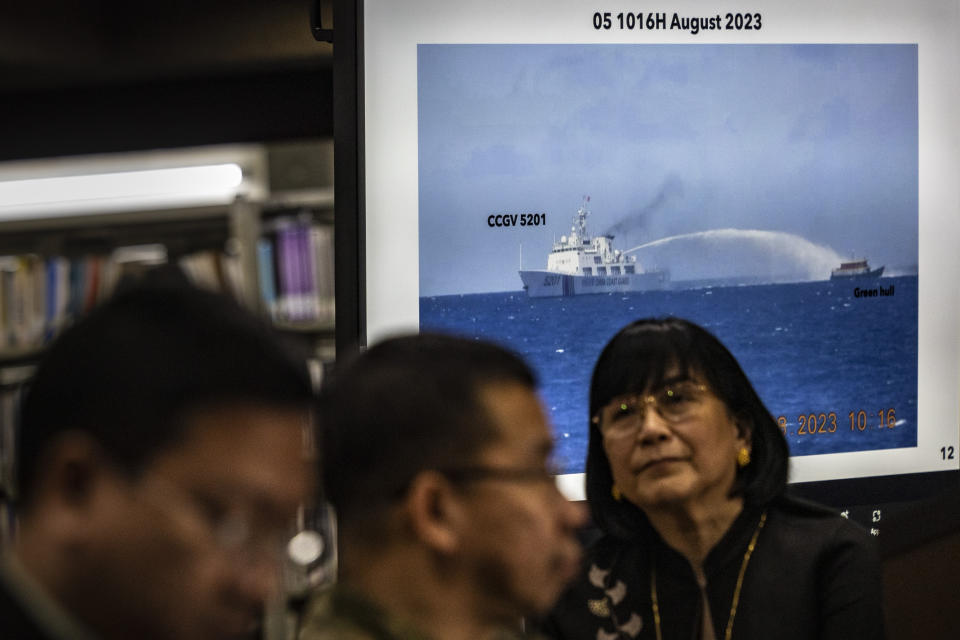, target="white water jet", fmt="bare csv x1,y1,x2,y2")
625,229,845,283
